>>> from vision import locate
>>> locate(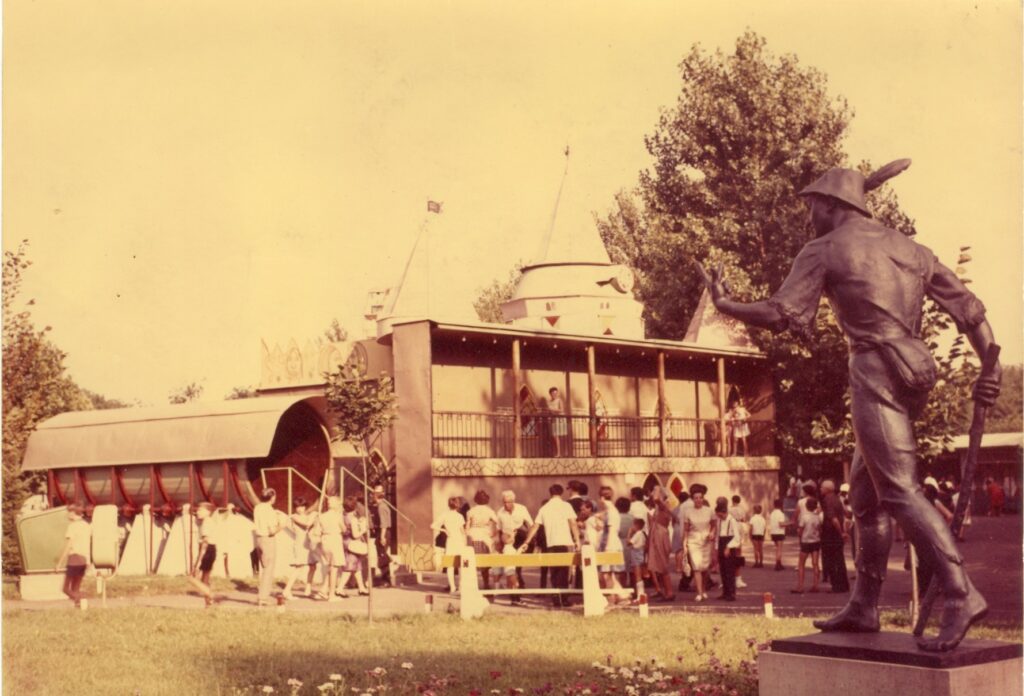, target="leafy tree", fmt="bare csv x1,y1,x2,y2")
2,241,91,573
225,386,257,400
322,362,397,620
473,262,522,323
168,382,204,404
323,318,349,343
80,388,131,410
984,364,1023,434
597,31,979,474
